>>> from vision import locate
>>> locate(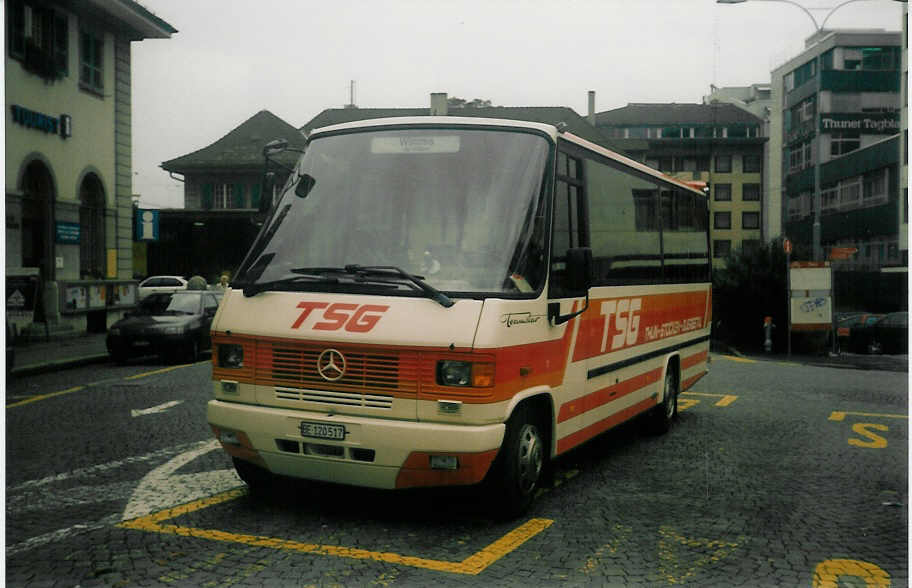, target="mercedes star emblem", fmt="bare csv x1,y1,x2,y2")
317,348,346,381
